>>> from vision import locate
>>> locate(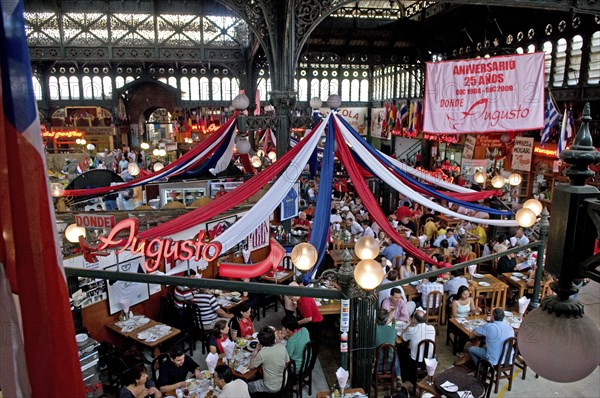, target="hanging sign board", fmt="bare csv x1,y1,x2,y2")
423,53,545,134
76,213,116,229
512,136,535,172
462,135,476,160
321,107,368,135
